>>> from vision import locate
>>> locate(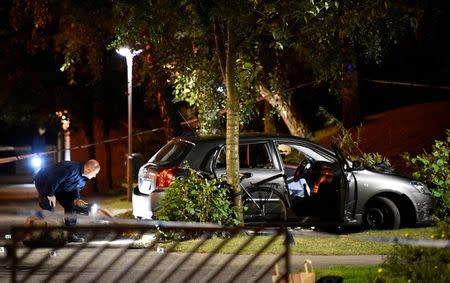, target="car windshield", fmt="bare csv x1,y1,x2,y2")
148,139,194,165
